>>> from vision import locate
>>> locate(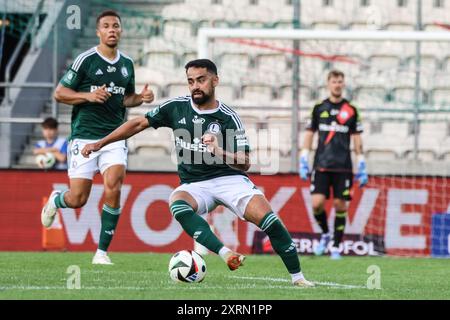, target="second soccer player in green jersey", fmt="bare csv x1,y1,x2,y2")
41,10,154,265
